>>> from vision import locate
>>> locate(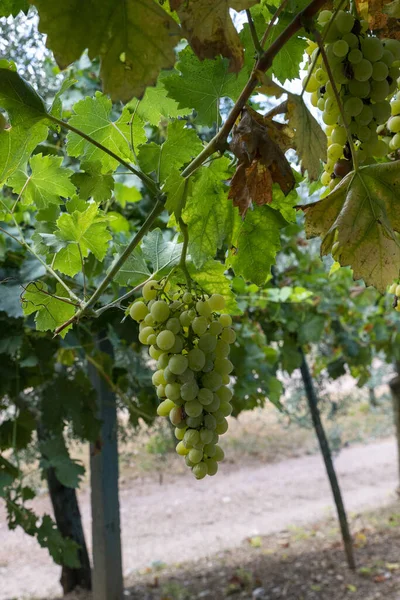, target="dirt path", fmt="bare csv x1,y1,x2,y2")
0,438,398,600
